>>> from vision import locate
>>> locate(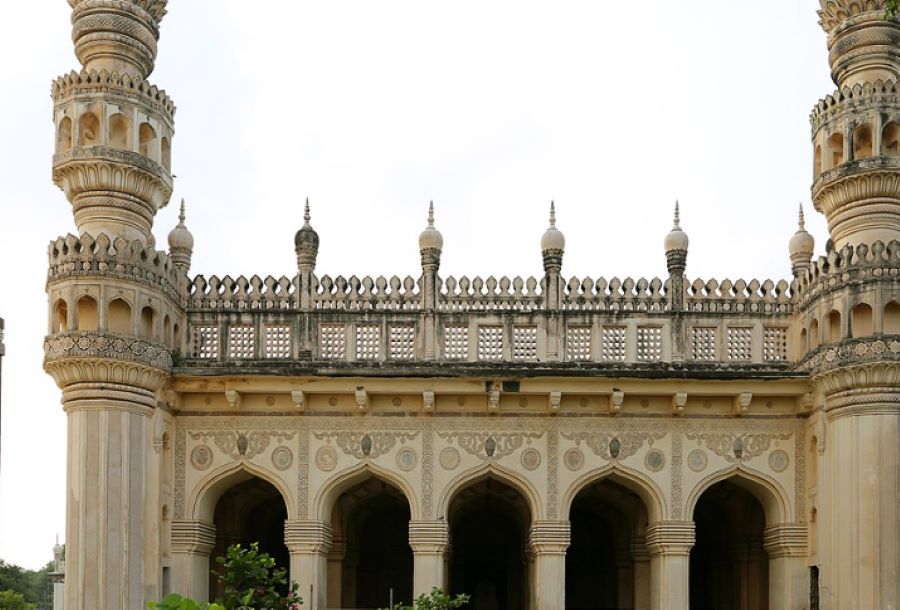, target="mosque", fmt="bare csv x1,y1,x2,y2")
43,1,900,608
